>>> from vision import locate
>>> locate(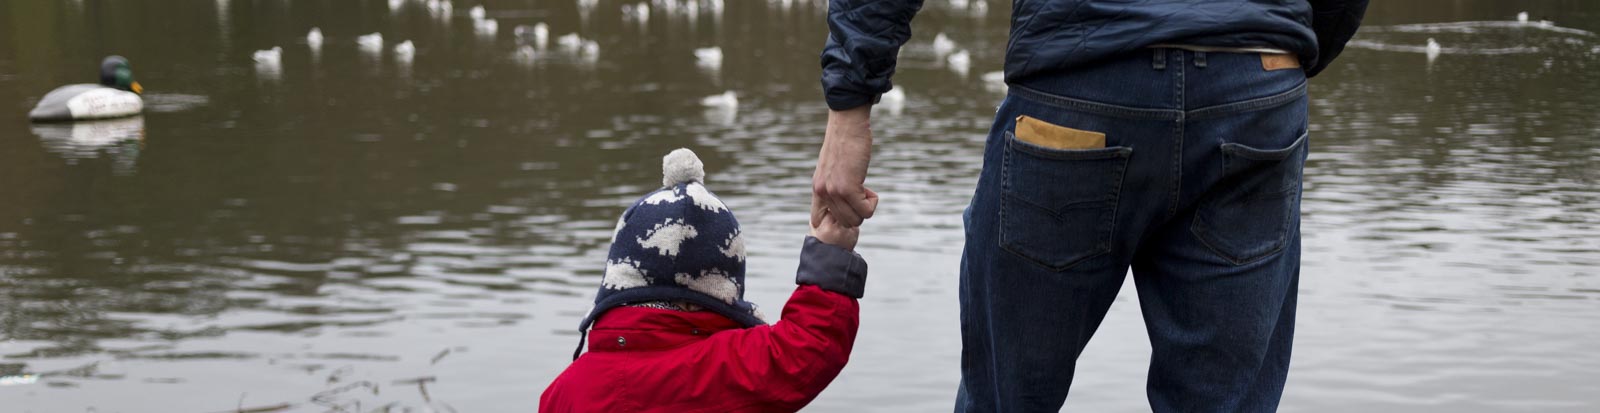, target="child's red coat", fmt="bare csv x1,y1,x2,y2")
540,284,859,412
